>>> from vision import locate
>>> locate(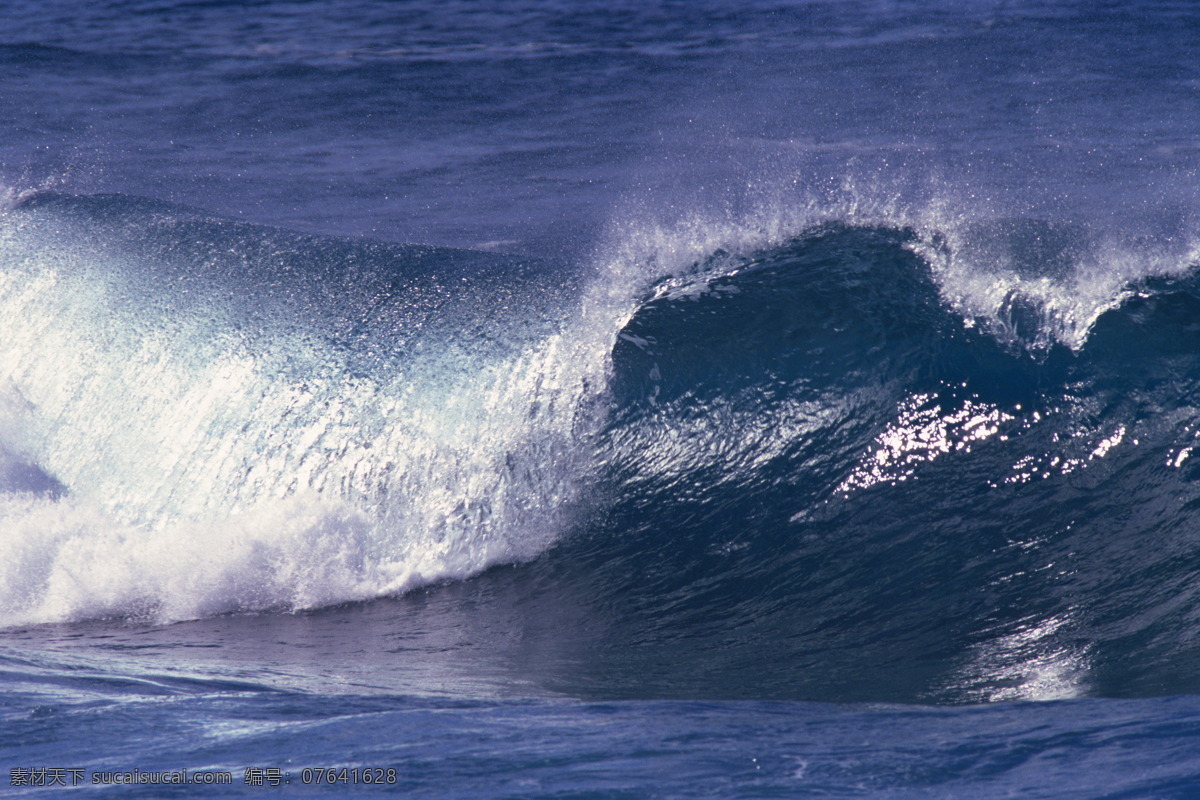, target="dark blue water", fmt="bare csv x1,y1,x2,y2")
3,1,1200,796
